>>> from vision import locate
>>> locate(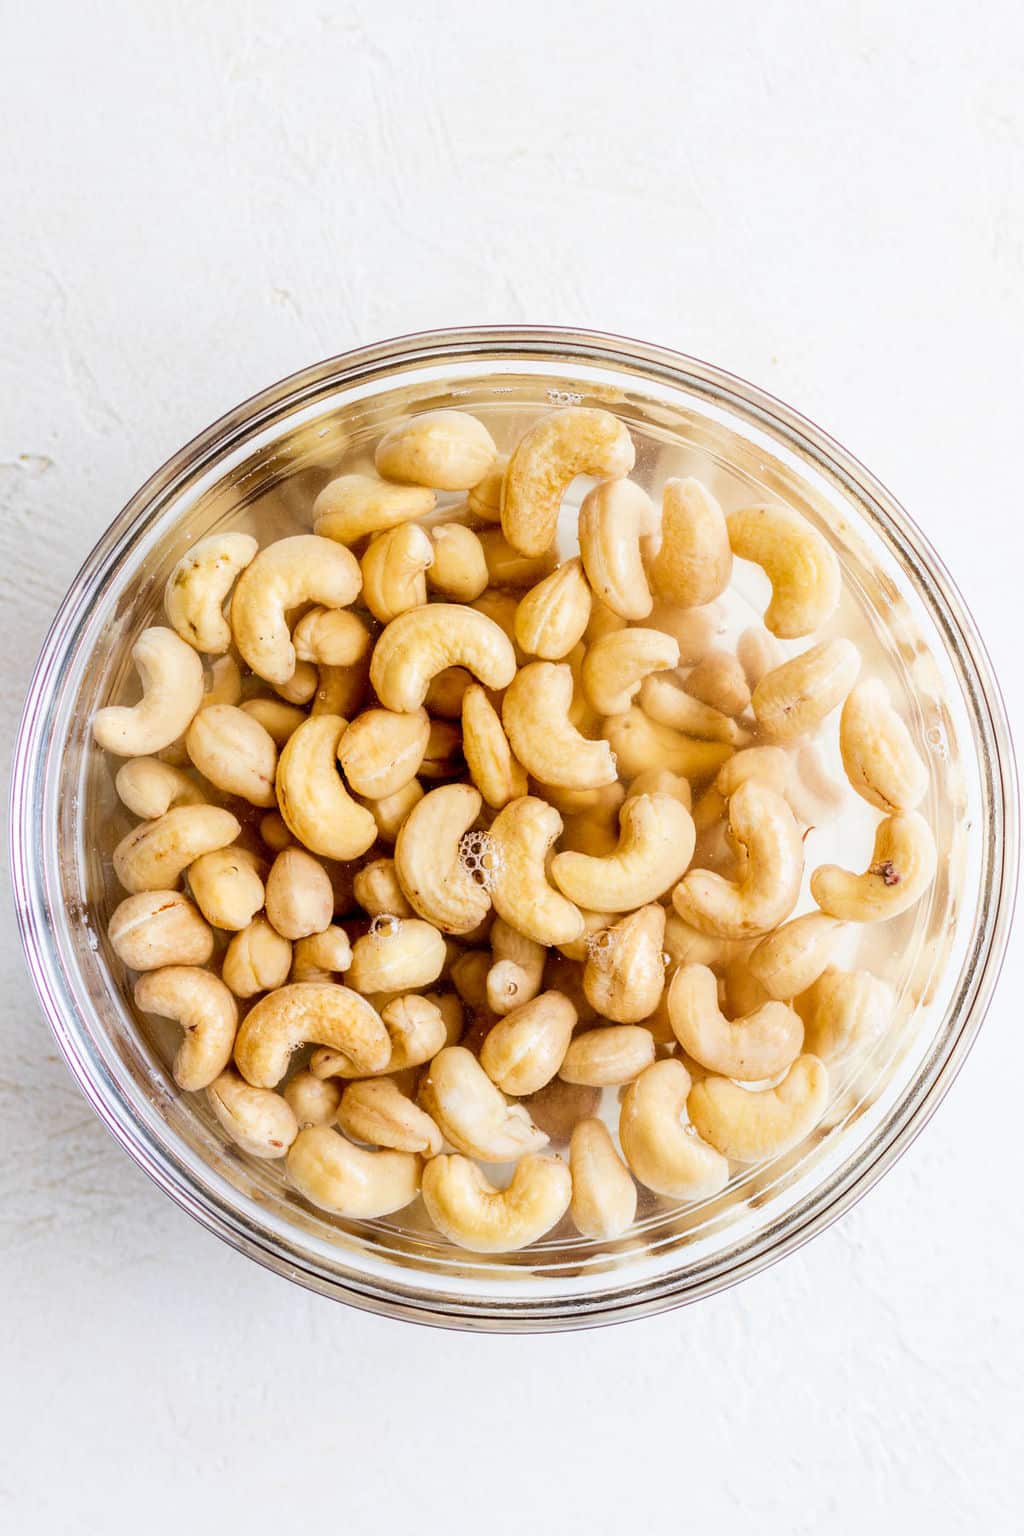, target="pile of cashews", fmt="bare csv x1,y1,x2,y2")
93,403,936,1253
